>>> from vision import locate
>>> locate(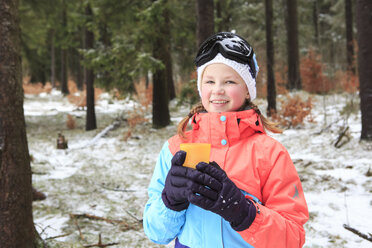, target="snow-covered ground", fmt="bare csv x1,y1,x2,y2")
26,90,372,247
